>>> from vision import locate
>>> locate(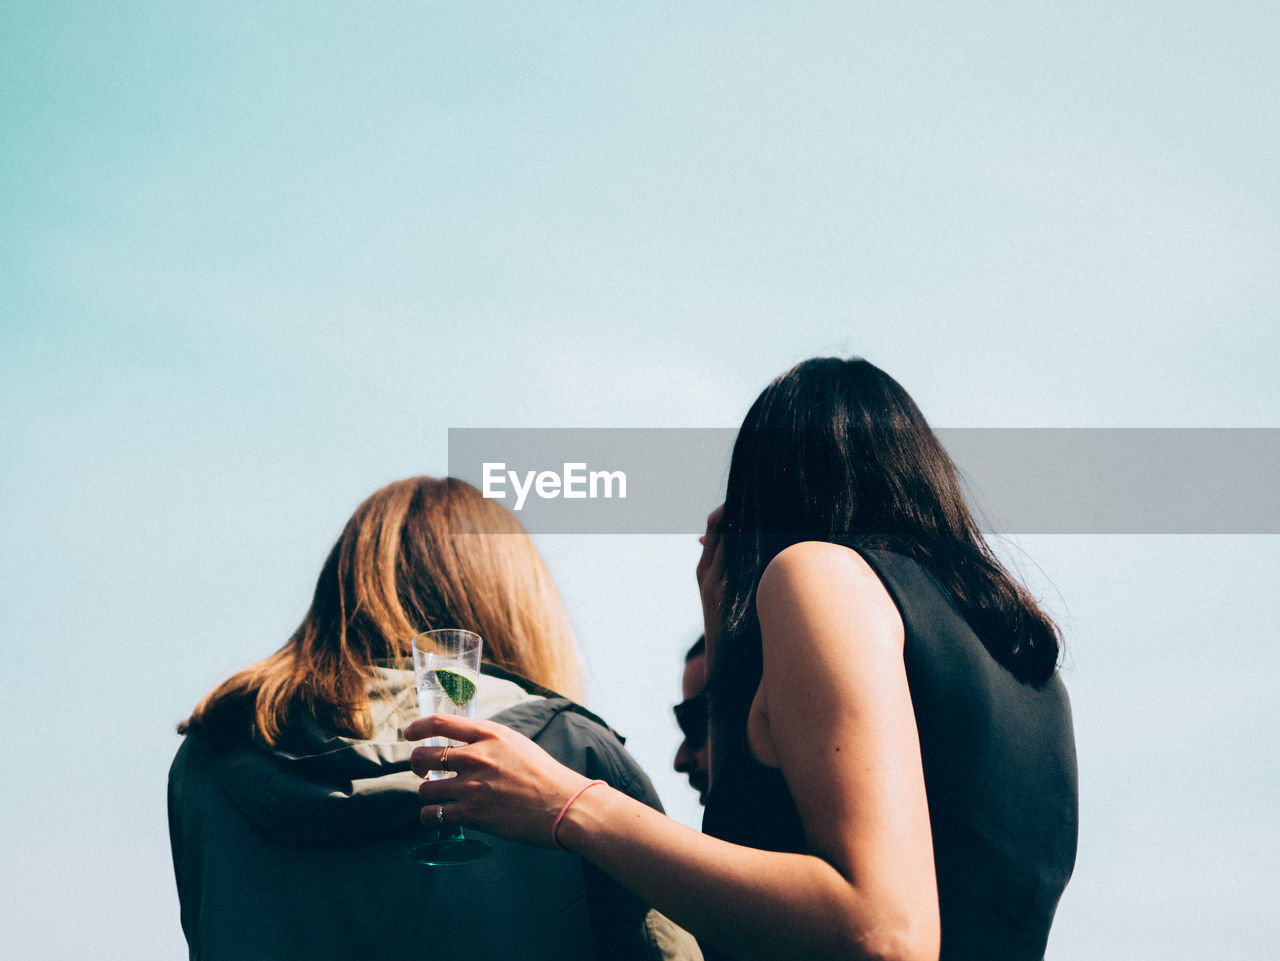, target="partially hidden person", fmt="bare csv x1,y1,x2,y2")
673,635,709,805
